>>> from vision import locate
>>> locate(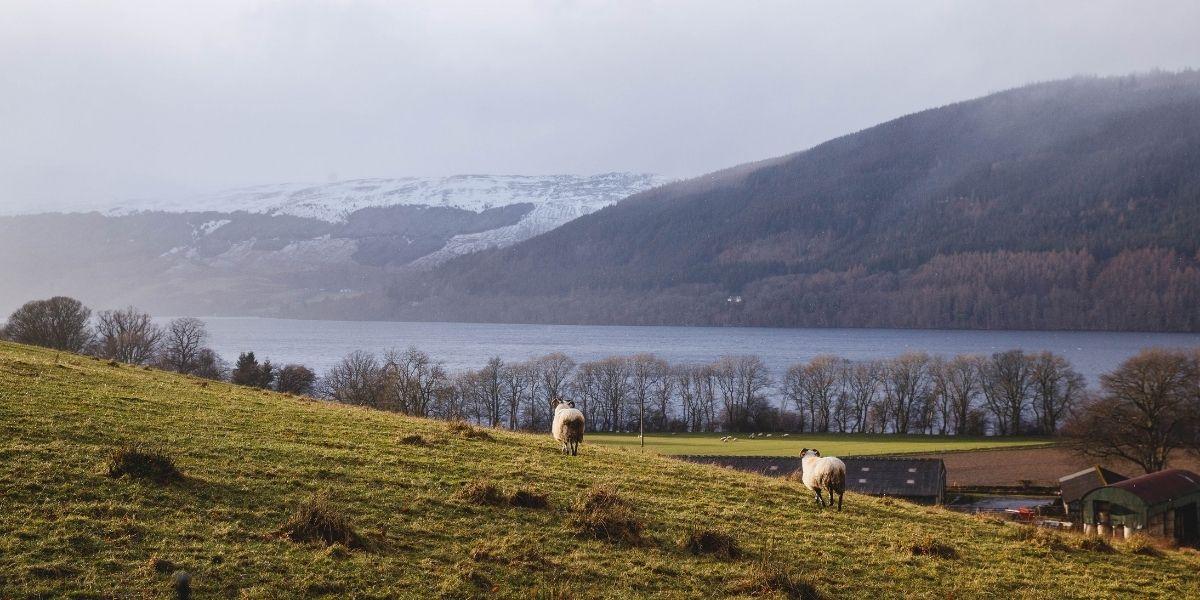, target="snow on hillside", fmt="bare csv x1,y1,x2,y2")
104,173,667,223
